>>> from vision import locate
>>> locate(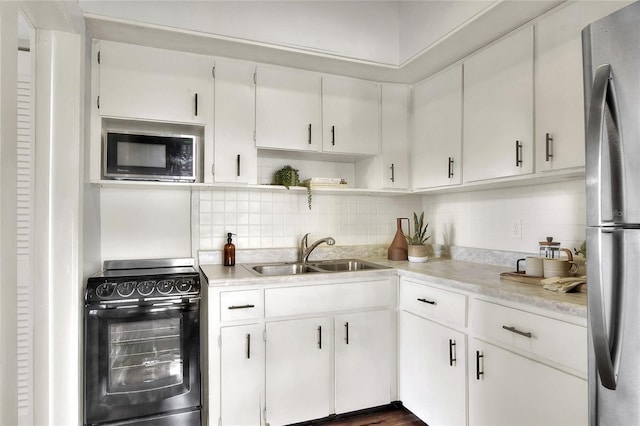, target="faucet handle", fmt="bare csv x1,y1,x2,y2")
301,233,310,249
